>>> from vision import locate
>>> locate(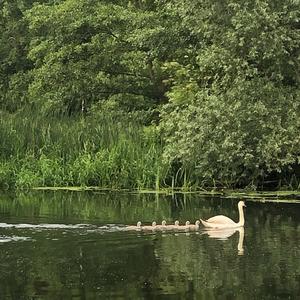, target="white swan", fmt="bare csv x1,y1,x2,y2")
124,221,142,230
165,220,180,230
188,220,201,230
156,220,167,230
200,201,246,229
174,221,191,231
142,221,157,230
